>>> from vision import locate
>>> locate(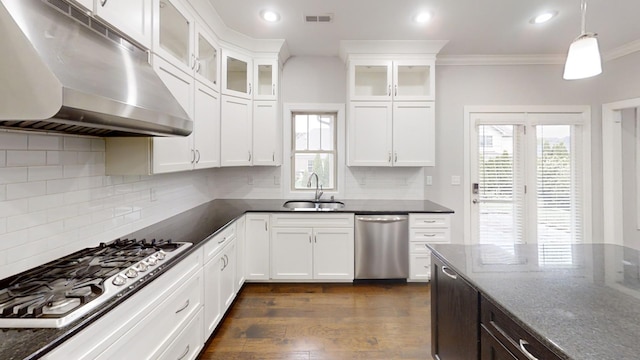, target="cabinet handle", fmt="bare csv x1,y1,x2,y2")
519,340,539,360
314,235,317,243
309,235,312,243
272,152,275,161
248,151,252,162
175,299,190,314
265,222,268,231
191,149,195,163
191,54,196,70
394,84,398,96
195,150,201,163
388,152,392,163
394,152,398,163
387,84,391,96
100,0,107,6
177,345,190,360
196,60,201,73
218,236,226,244
423,220,436,223
423,234,436,237
441,266,458,280
248,83,252,95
